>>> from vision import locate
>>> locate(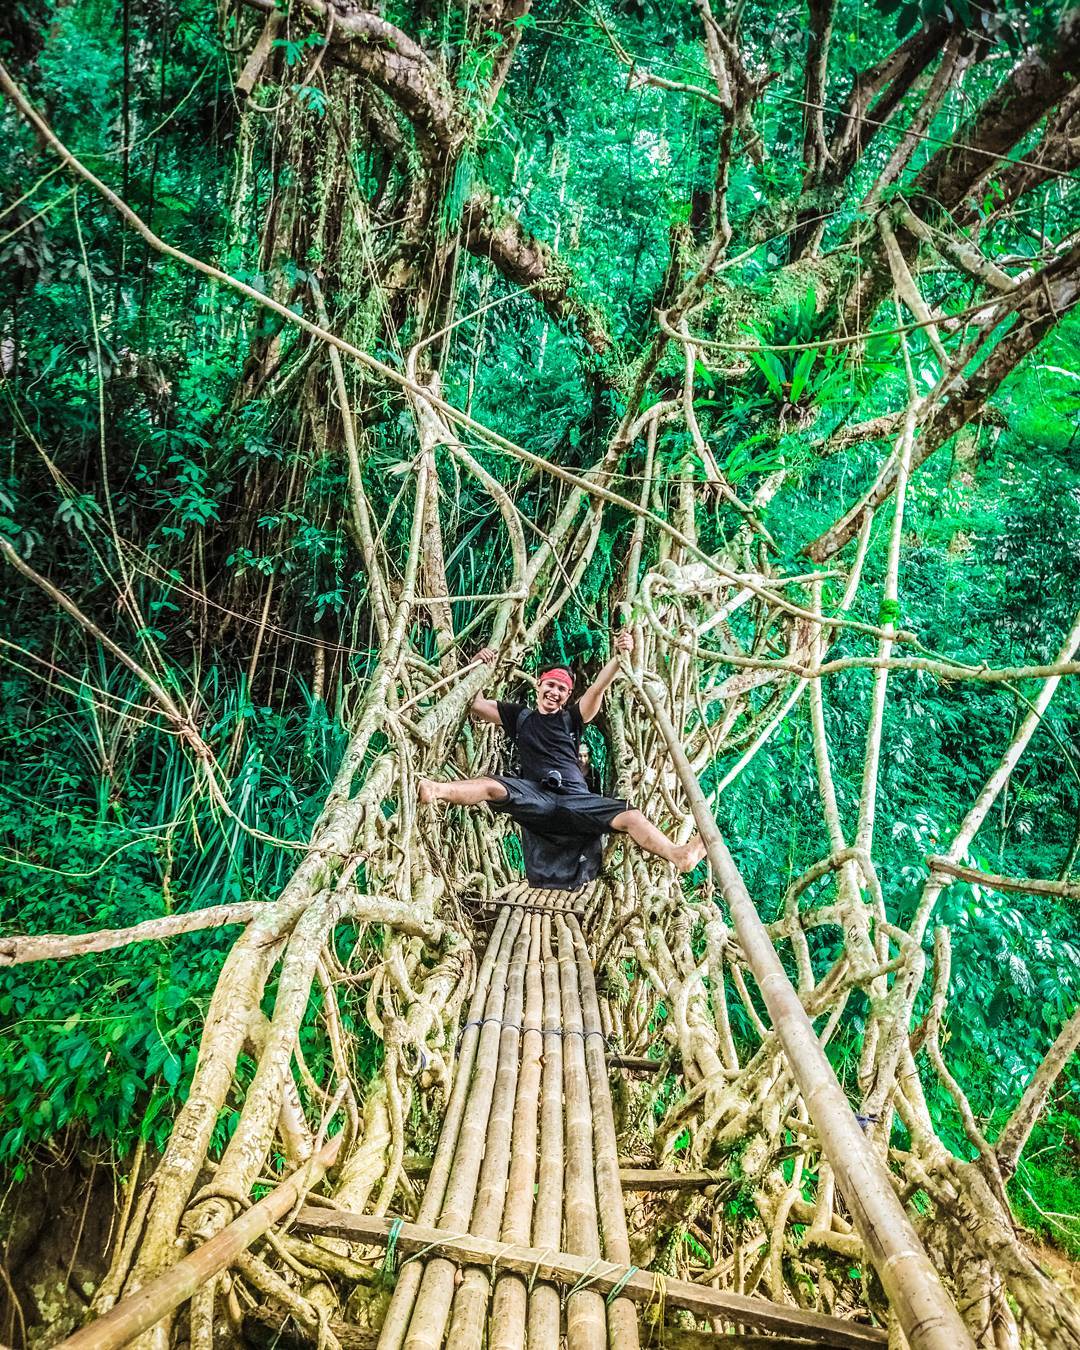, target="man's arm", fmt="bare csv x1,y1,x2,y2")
577,631,633,724
470,647,502,724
